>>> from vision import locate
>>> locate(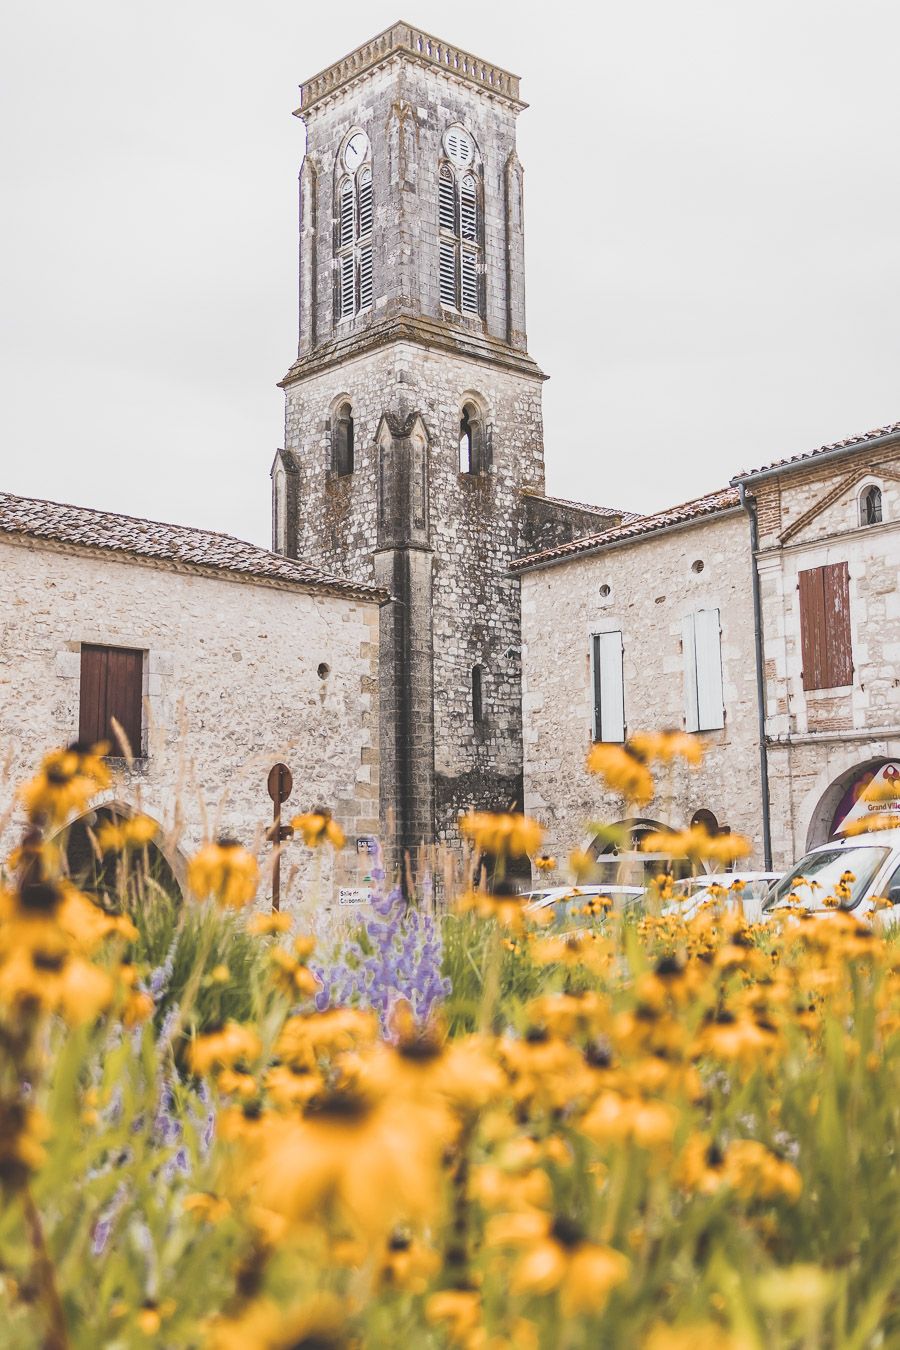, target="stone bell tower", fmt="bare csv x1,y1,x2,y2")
272,22,557,866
